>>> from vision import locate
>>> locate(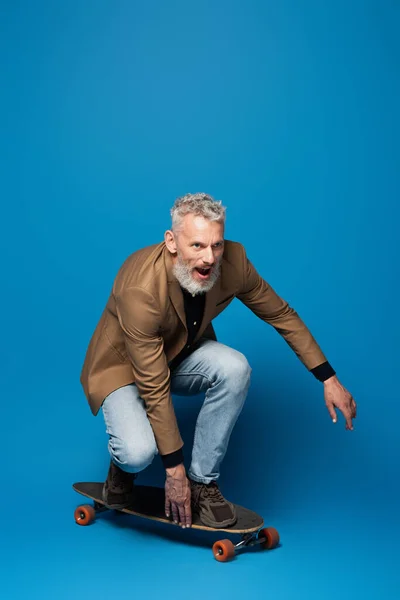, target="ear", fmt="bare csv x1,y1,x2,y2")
164,230,177,254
